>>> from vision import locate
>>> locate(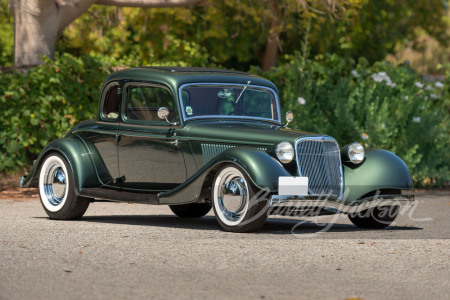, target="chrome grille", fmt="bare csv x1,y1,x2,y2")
296,137,343,198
